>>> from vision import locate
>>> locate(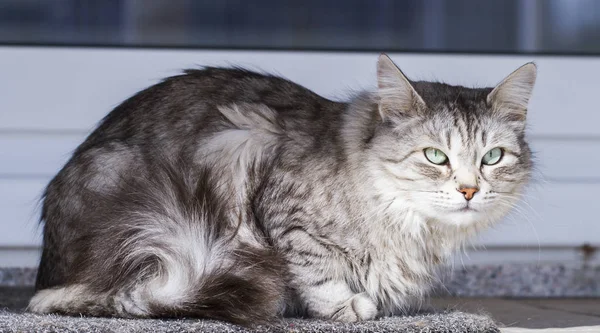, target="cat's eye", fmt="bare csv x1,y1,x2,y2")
424,148,448,165
482,147,503,165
